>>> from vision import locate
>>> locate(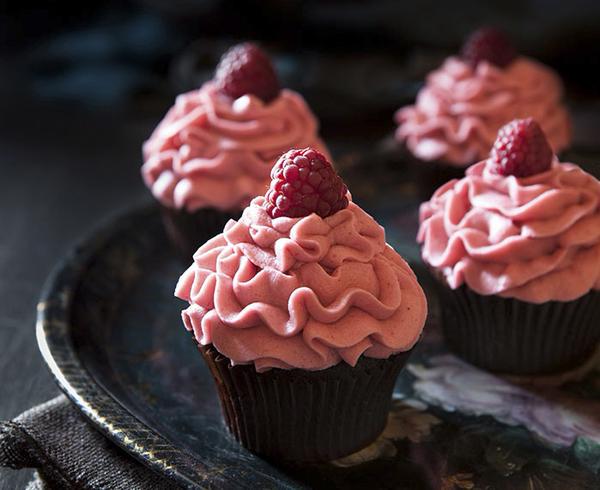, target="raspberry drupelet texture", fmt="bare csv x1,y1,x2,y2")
214,42,280,103
461,27,517,68
488,118,554,178
265,148,348,219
